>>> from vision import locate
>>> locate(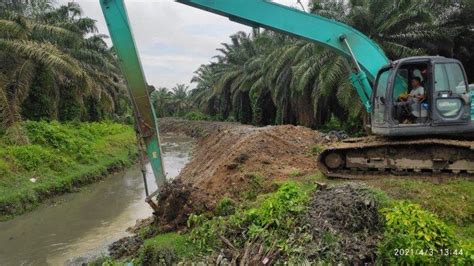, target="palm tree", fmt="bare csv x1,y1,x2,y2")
151,87,173,118
171,84,192,116
438,0,474,81
0,1,126,129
